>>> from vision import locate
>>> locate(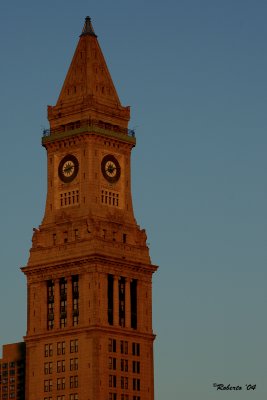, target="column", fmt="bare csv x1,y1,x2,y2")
113,275,119,326
101,273,108,325
125,277,131,328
